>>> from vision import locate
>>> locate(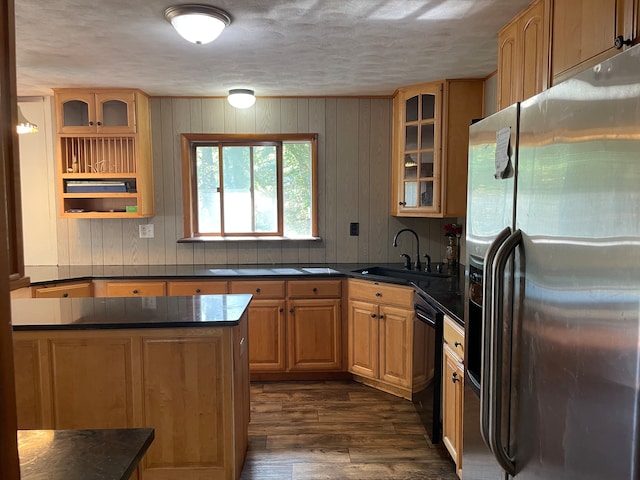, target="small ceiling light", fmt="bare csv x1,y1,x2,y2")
17,105,38,134
164,4,231,45
227,89,256,109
